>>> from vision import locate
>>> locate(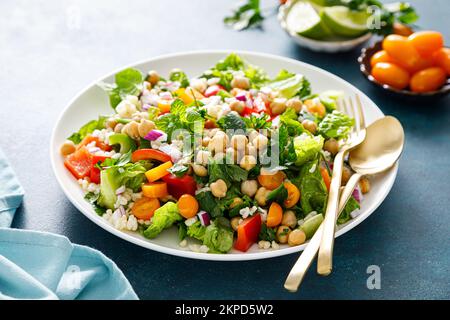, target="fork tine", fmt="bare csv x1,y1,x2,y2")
355,94,366,130
347,97,359,134
336,97,345,113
